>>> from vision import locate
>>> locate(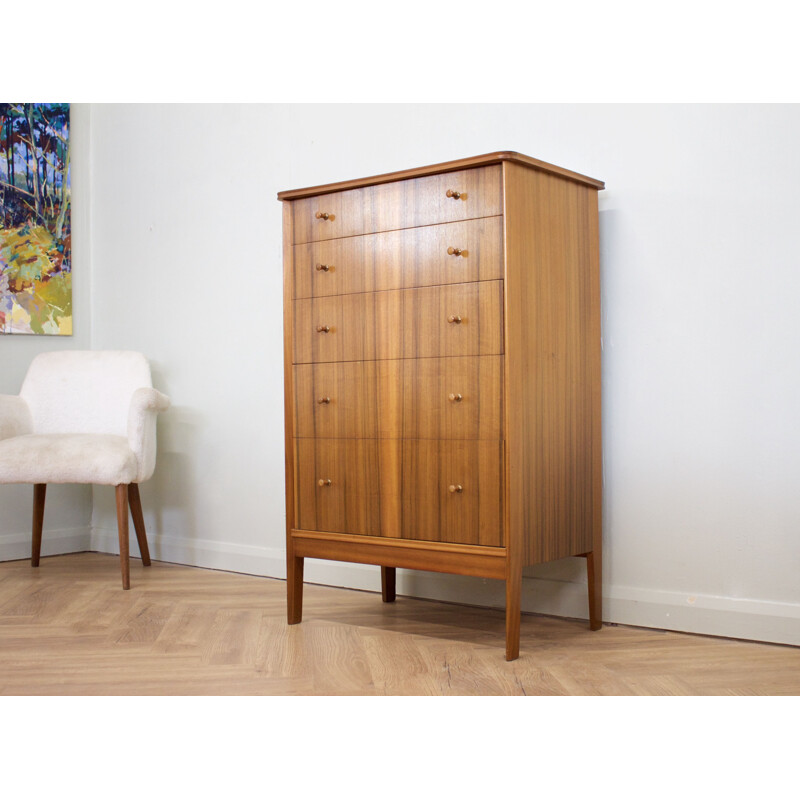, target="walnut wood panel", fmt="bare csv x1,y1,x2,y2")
400,440,503,547
502,162,602,566
293,217,503,299
295,438,392,536
294,360,385,439
293,281,504,364
283,203,301,623
291,531,507,579
294,439,502,547
291,166,502,244
277,151,605,200
293,355,503,440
